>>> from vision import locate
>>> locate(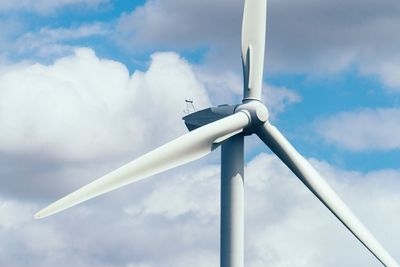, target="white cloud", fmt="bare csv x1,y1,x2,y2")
17,23,108,55
124,165,220,221
0,199,35,230
1,153,399,267
360,57,400,89
246,154,400,267
263,84,302,117
0,48,210,161
0,47,301,201
0,19,25,59
314,108,400,151
0,0,109,14
195,69,301,116
38,23,109,40
12,23,110,59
